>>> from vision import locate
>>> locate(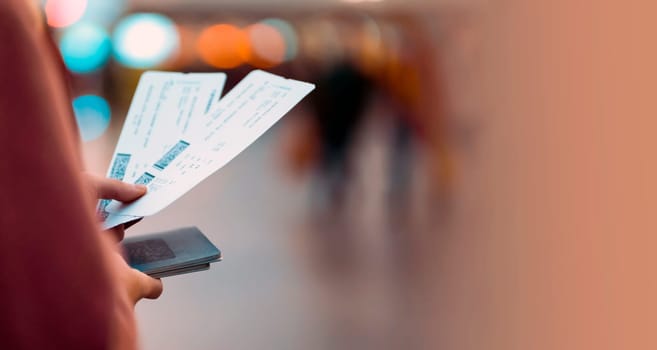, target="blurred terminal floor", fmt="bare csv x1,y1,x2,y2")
83,107,481,350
